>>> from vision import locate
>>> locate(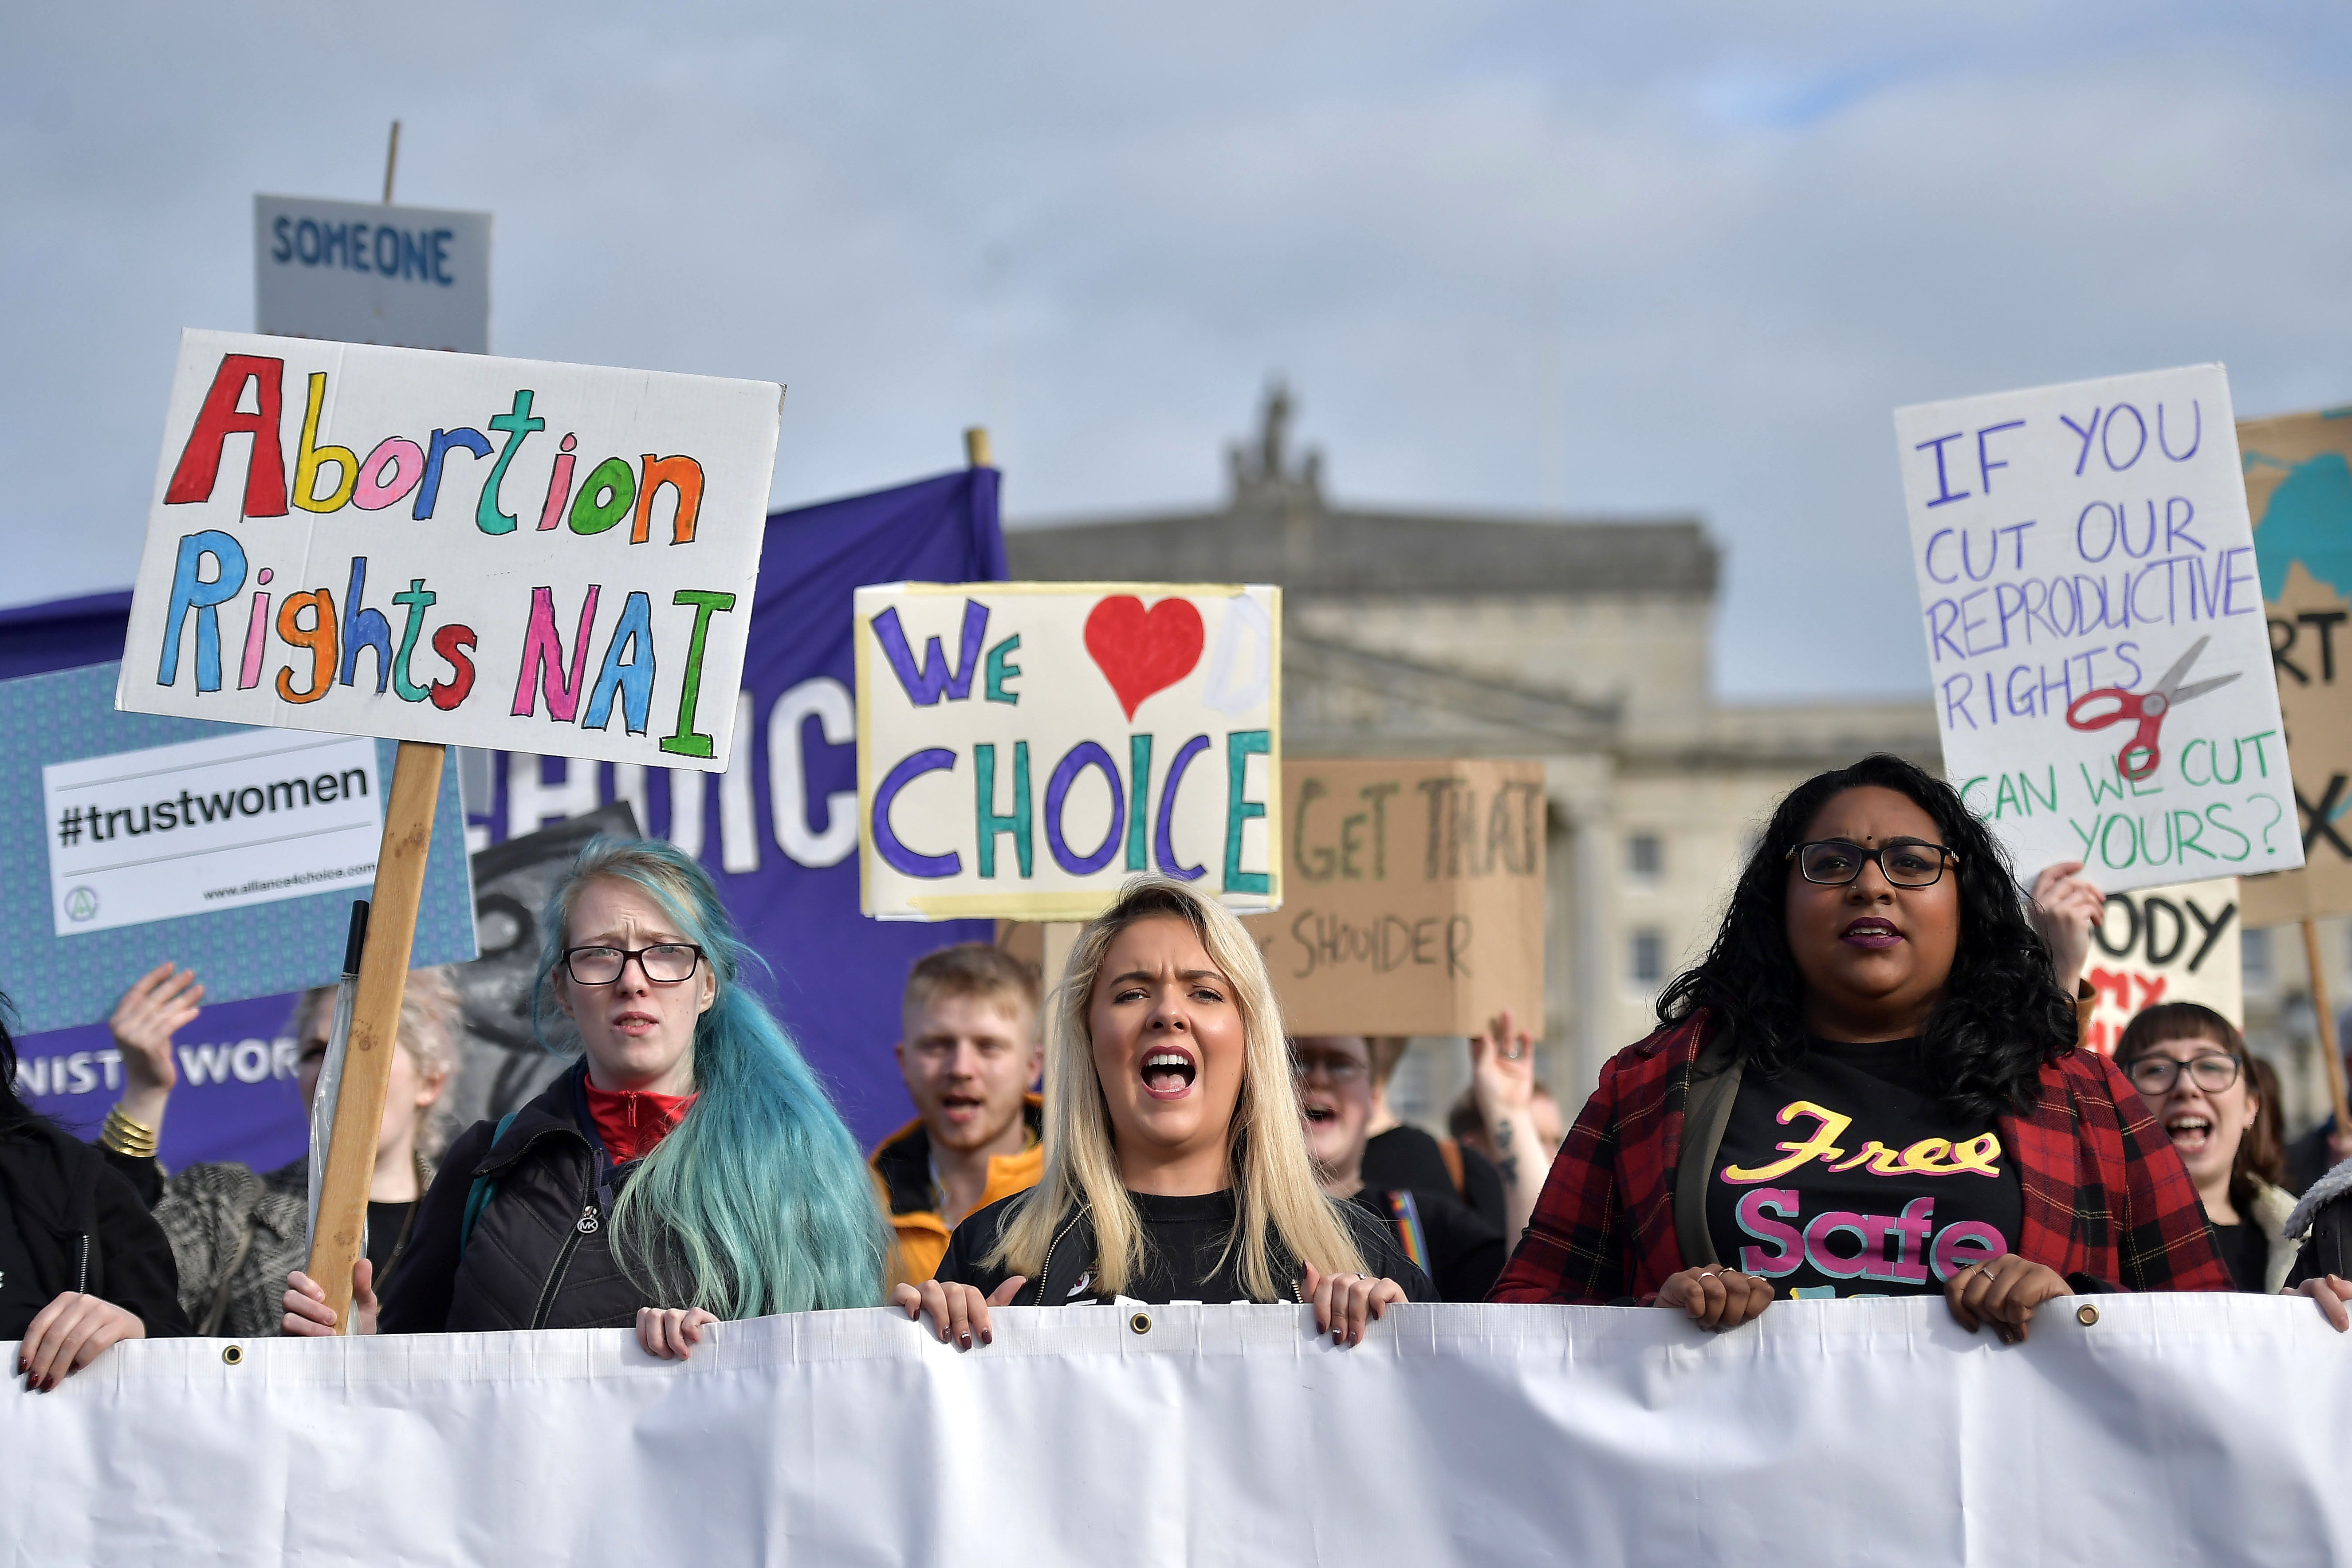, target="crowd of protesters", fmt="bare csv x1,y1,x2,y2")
14,751,2352,1392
